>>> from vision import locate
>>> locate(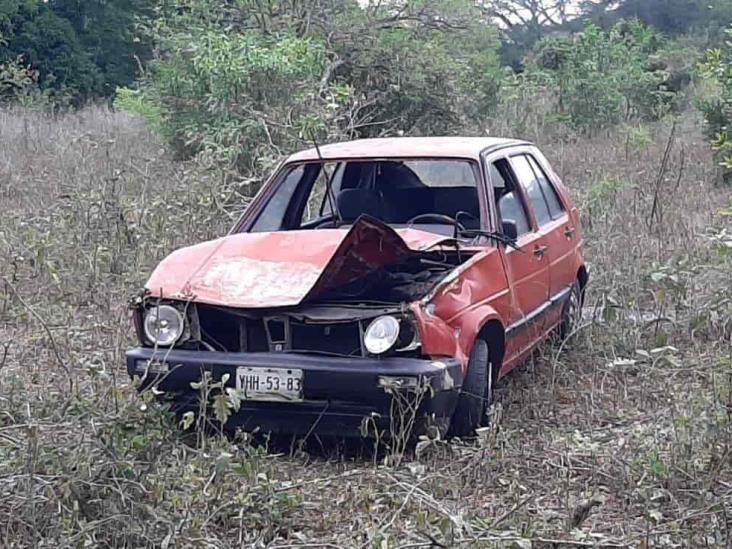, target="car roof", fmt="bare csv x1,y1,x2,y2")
287,136,530,162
